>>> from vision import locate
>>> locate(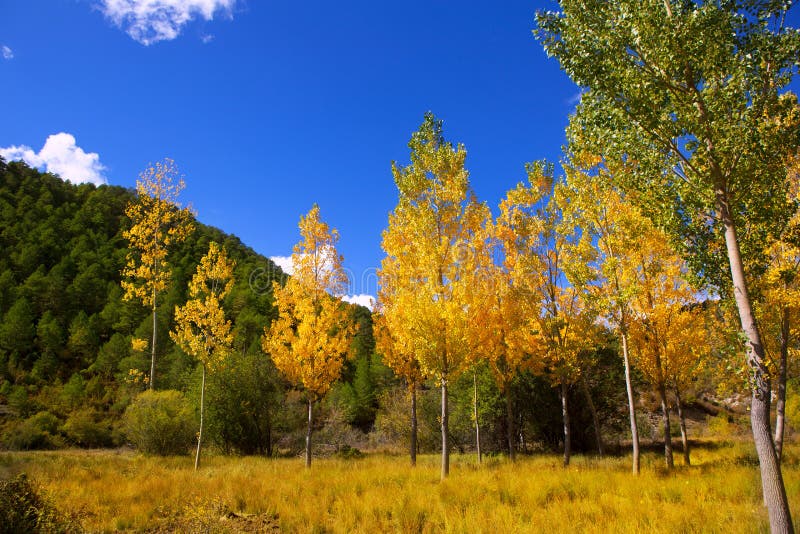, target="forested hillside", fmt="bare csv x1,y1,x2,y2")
0,158,294,449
